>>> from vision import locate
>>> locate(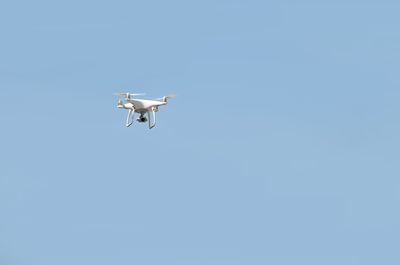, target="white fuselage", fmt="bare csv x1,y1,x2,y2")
120,99,166,113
